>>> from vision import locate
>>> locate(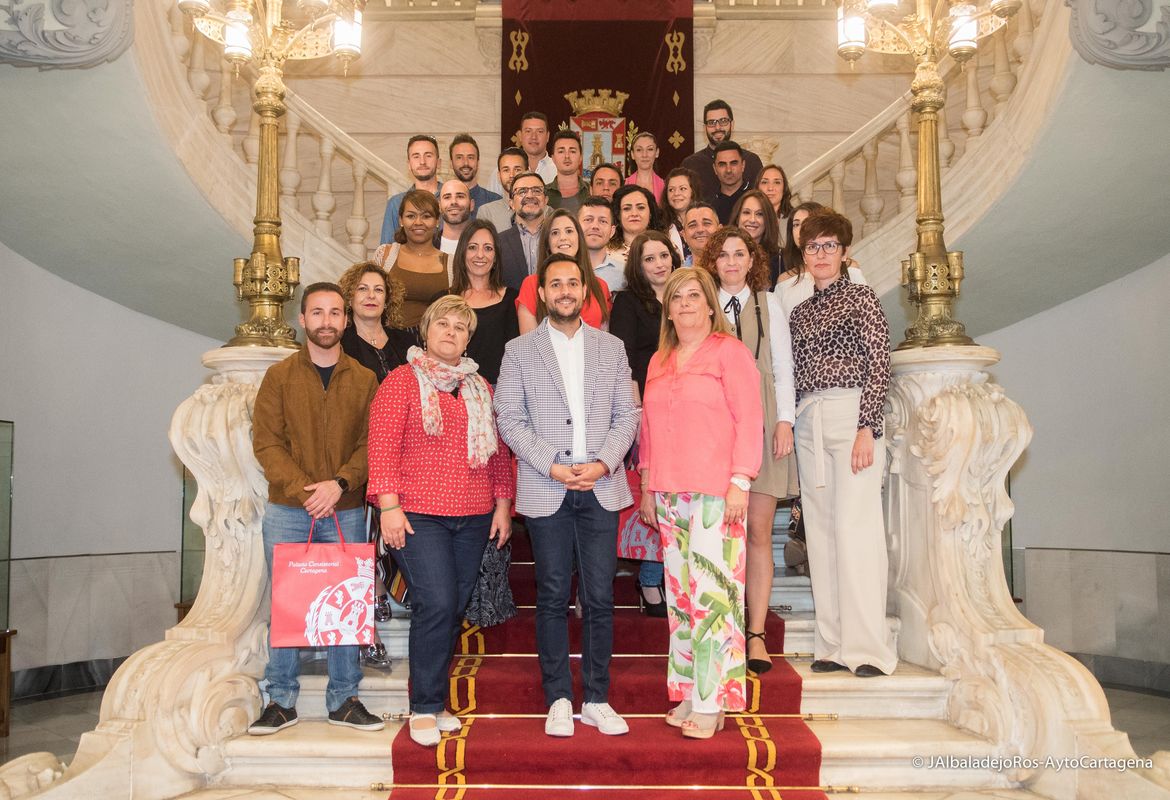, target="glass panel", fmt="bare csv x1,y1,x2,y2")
179,467,206,605
0,421,12,629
